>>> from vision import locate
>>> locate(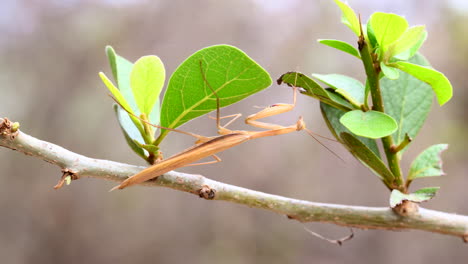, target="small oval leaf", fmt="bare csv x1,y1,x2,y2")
390,187,439,208
380,62,399,80
407,144,448,180
278,72,354,111
317,39,360,59
312,73,365,106
333,0,360,36
369,12,408,53
321,103,380,157
385,25,426,60
99,72,134,115
131,55,165,116
340,110,398,139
